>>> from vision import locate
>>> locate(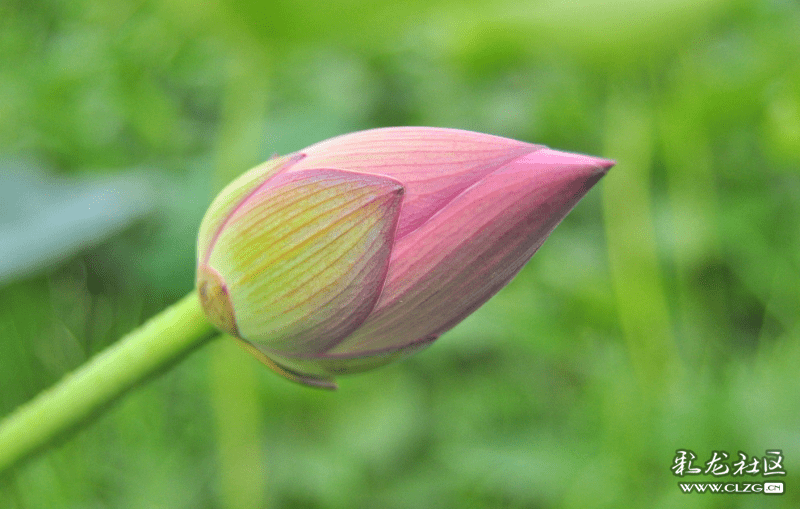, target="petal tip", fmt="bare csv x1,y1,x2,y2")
593,157,616,175
533,148,614,170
